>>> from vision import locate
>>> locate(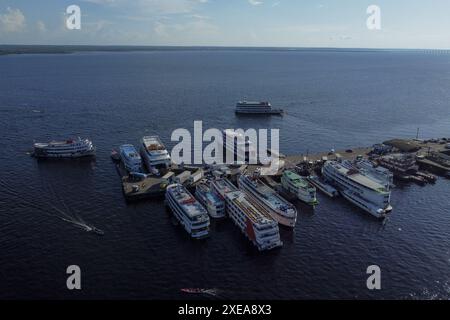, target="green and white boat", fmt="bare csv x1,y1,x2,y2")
281,170,318,205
